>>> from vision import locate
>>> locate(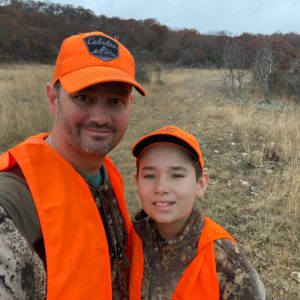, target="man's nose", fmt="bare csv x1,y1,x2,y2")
90,105,111,125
